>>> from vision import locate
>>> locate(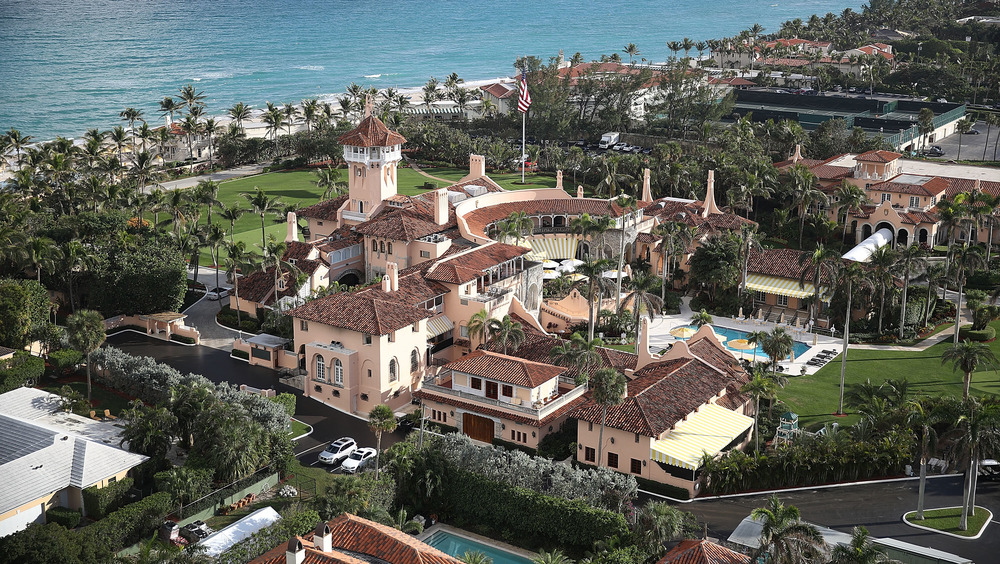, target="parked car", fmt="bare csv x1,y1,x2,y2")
612,142,627,151
922,146,945,157
205,287,230,300
341,447,377,474
180,521,211,543
318,437,357,466
967,128,980,135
